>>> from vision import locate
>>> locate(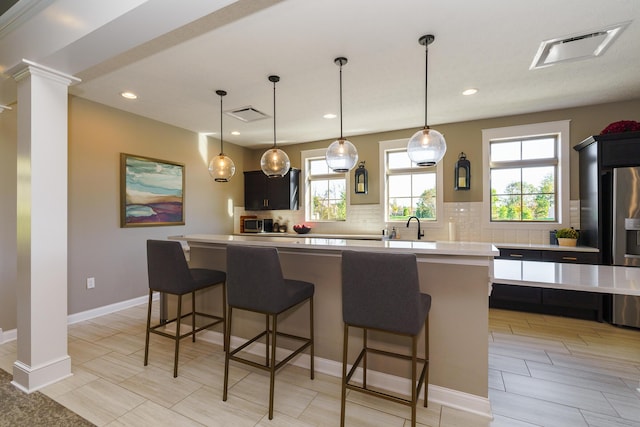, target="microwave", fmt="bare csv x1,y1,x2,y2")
244,219,263,233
